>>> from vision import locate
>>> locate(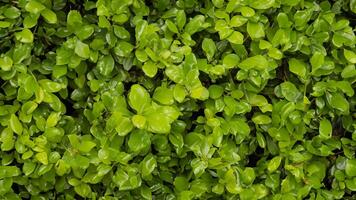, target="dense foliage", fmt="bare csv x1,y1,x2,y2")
1,0,356,199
